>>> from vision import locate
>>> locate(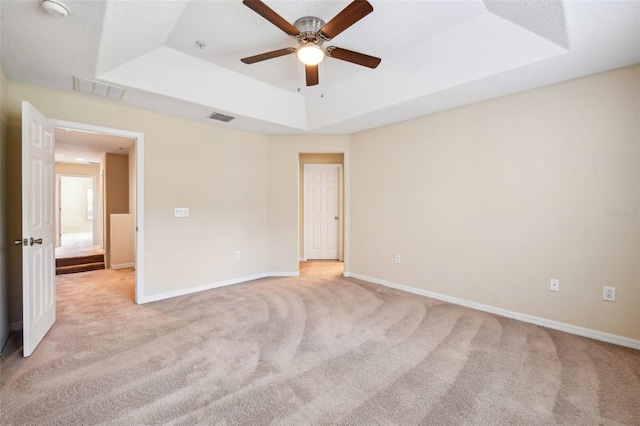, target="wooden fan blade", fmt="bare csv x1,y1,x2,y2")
319,0,373,40
241,48,294,64
243,0,300,37
327,47,381,68
305,65,319,86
